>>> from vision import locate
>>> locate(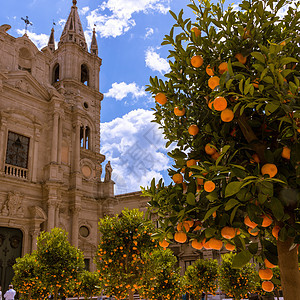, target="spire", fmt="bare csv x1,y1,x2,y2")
58,0,87,50
90,28,98,55
48,27,55,52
